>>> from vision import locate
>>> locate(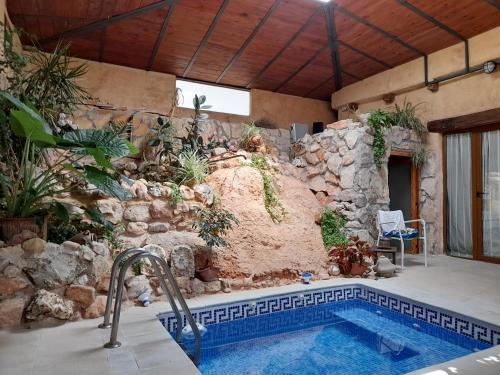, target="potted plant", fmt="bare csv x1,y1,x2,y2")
328,236,376,277
192,207,239,282
0,93,135,241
